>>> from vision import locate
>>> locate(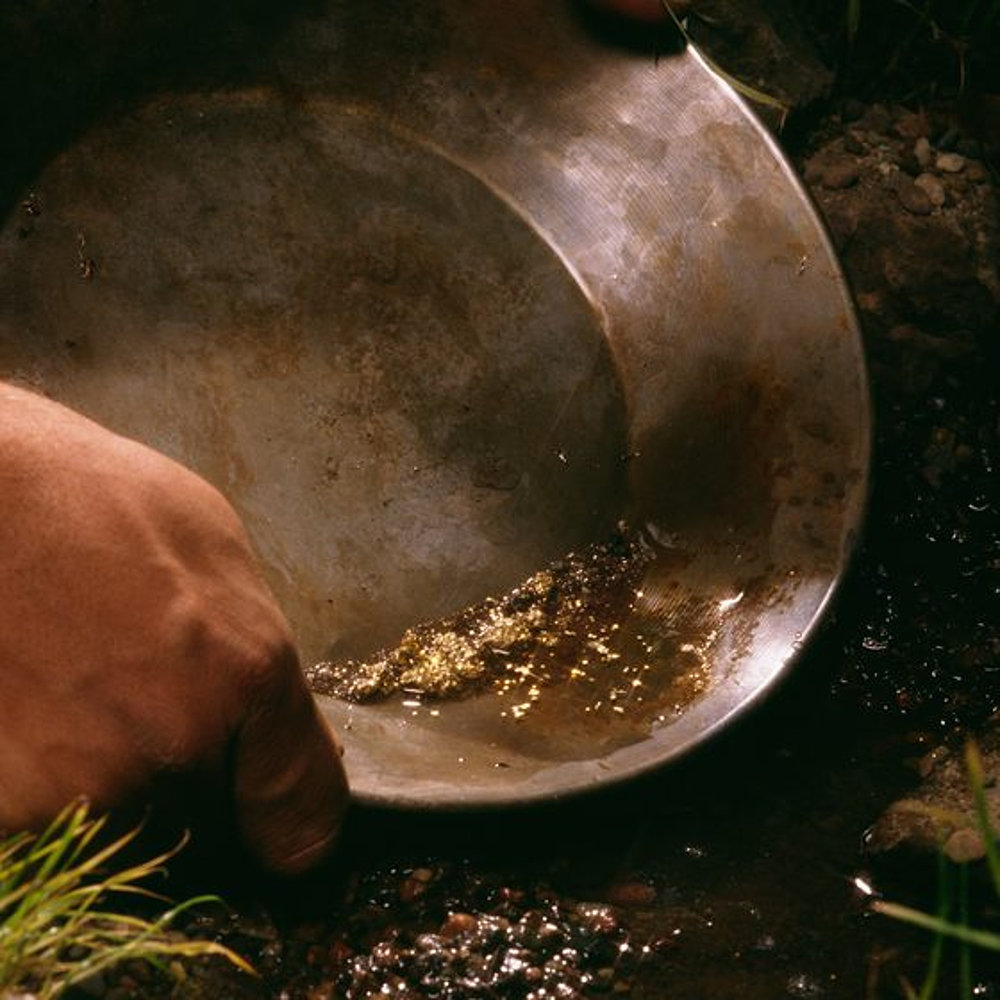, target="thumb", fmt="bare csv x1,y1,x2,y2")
233,652,349,876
